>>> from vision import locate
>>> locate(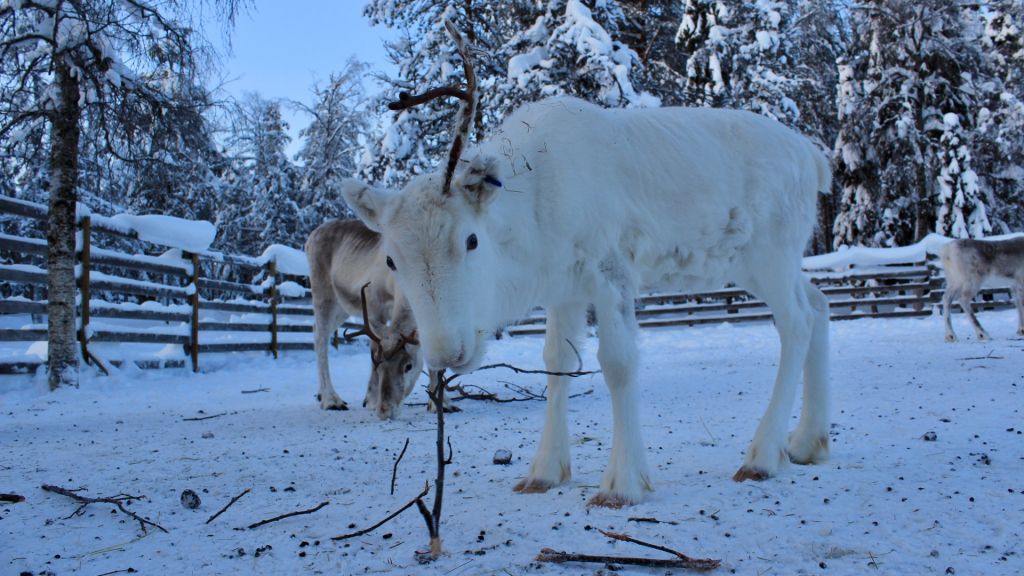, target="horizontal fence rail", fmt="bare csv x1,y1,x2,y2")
0,196,345,374
1,195,1016,374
